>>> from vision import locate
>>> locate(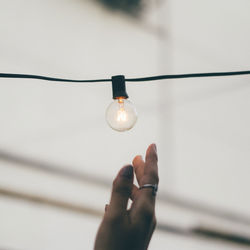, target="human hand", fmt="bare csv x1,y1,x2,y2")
94,144,159,250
